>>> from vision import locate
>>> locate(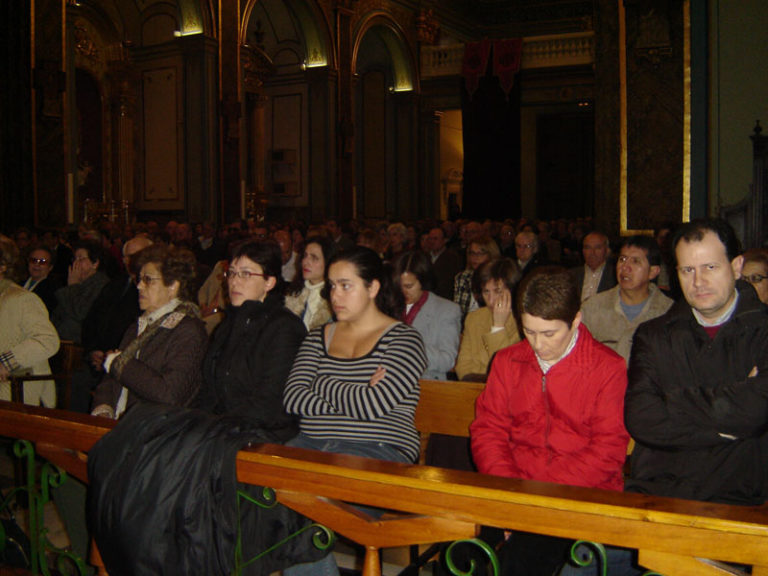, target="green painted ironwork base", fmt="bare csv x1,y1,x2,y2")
568,540,665,576
1,439,89,575
233,486,335,575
